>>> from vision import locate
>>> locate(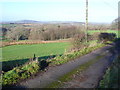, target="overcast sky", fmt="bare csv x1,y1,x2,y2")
0,0,119,23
